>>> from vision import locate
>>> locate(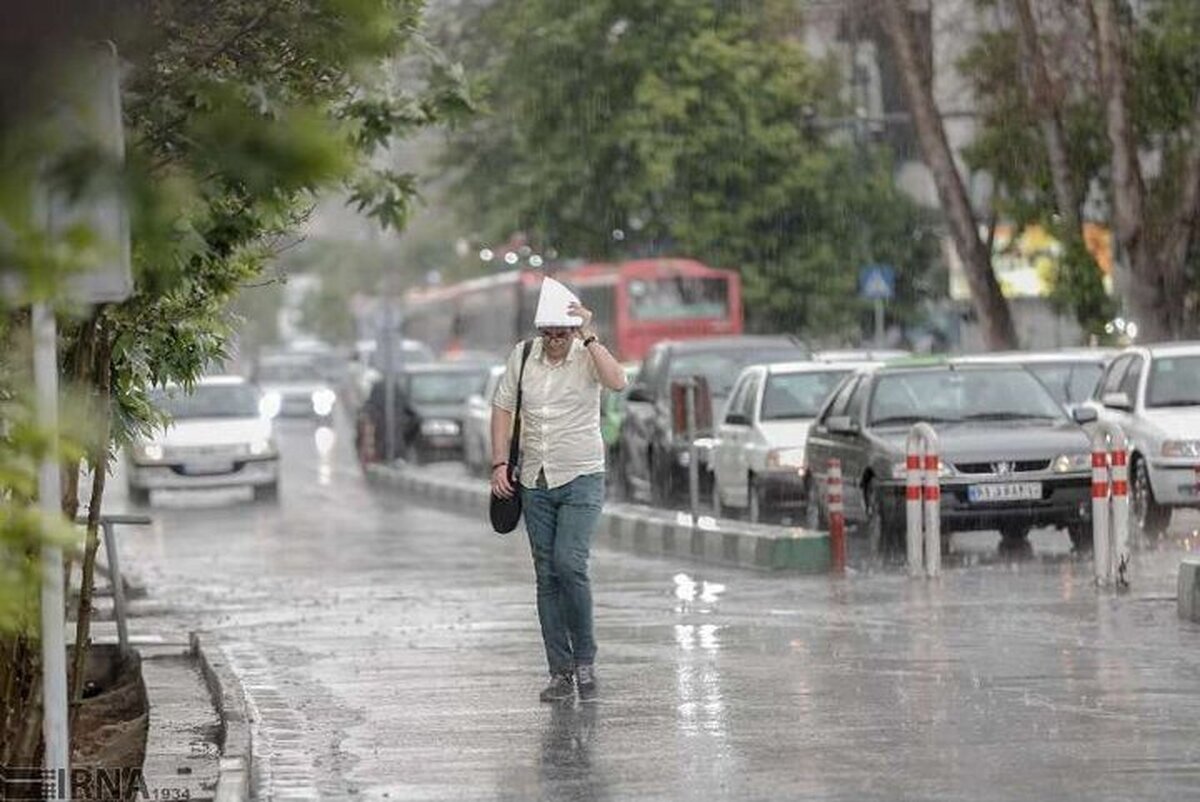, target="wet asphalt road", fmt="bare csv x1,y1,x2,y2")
111,417,1200,801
